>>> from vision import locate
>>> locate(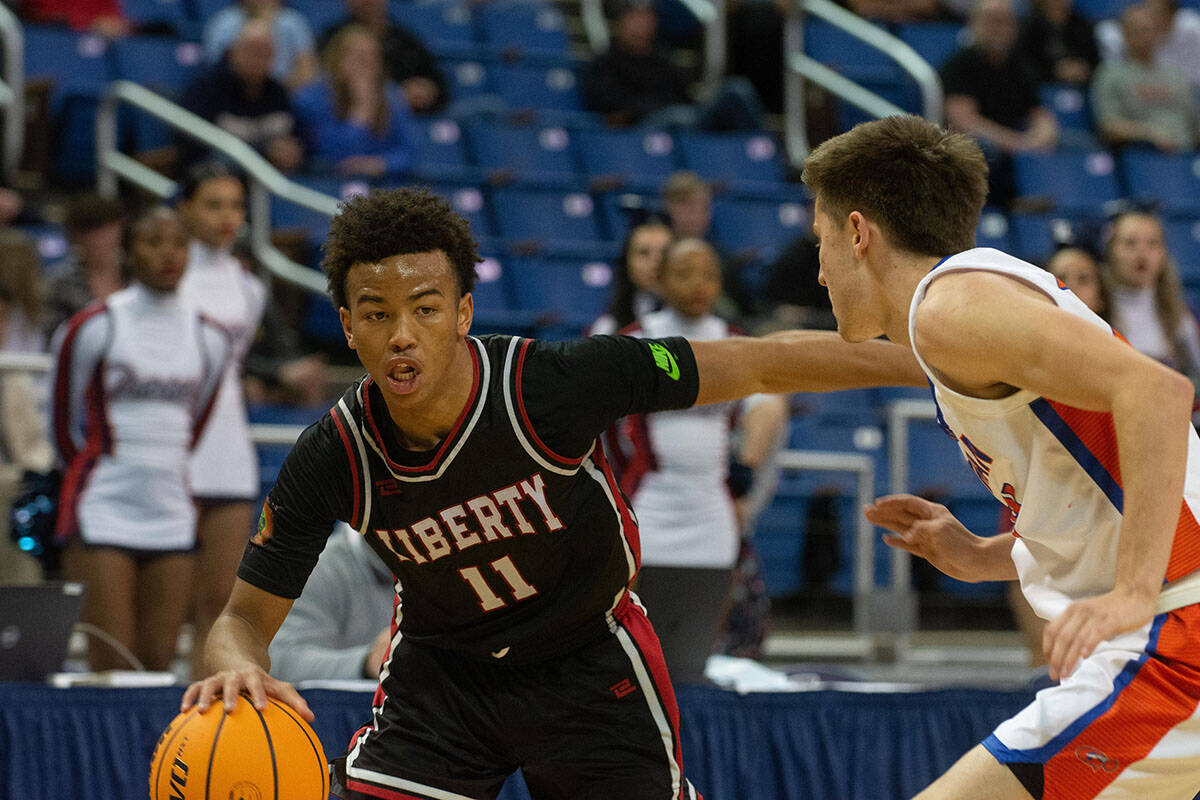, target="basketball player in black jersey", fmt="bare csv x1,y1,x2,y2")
183,188,925,800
